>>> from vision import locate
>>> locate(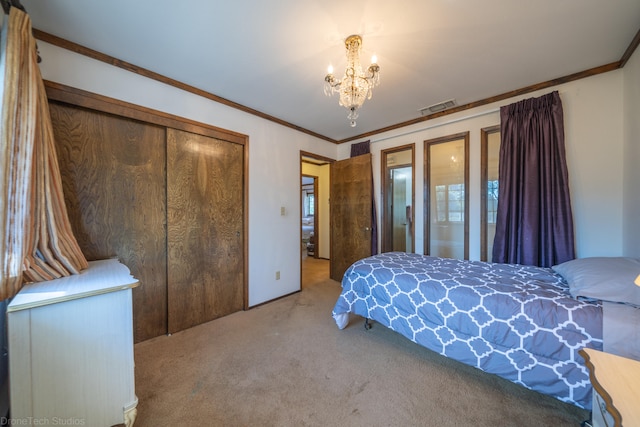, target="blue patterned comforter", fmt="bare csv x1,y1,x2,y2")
332,252,603,409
